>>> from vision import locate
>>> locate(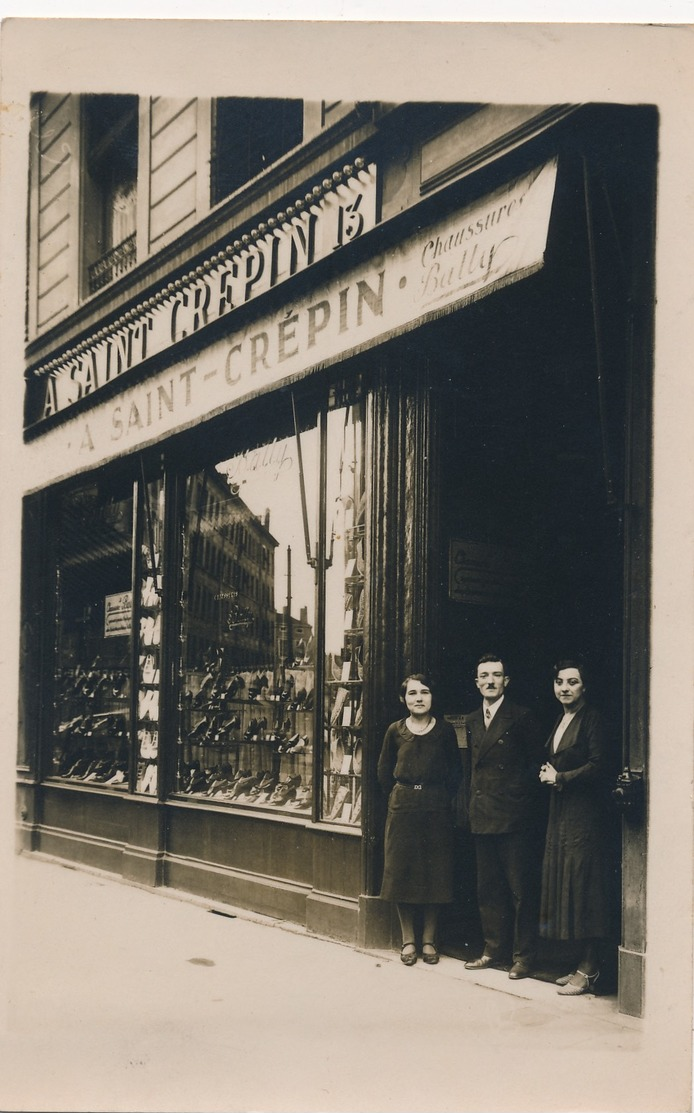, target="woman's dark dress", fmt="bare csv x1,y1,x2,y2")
378,718,462,904
540,704,610,941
